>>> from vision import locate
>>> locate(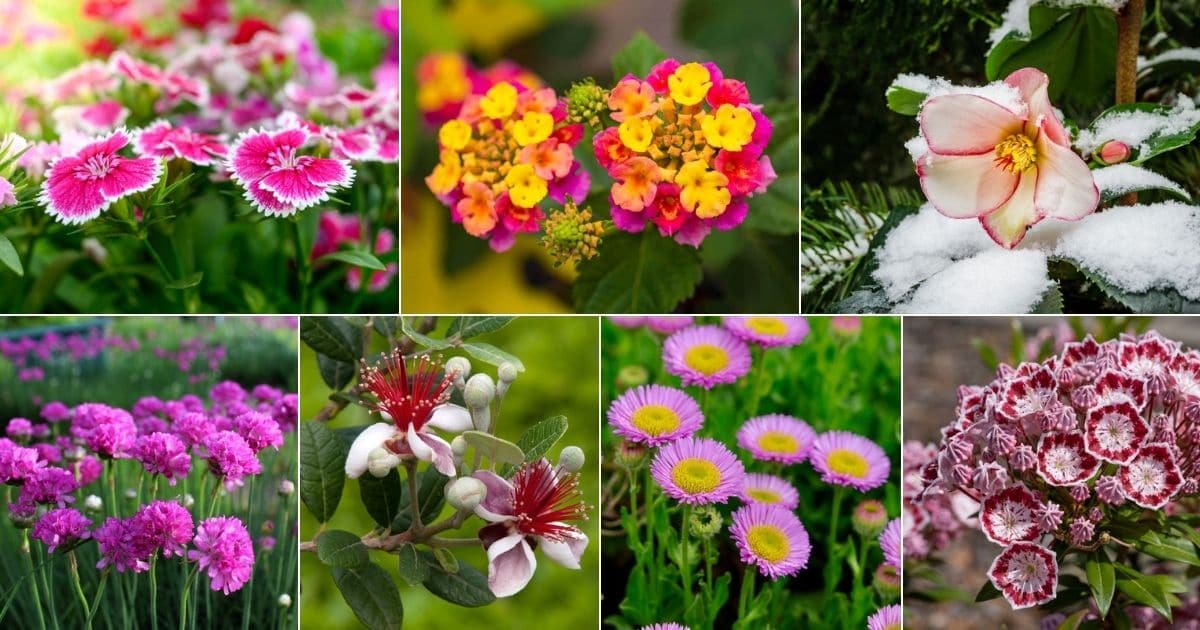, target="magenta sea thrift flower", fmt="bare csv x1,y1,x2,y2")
227,126,354,217
32,507,91,553
134,500,194,558
95,516,152,573
740,473,800,510
200,430,262,491
650,437,745,505
722,316,809,348
809,431,890,492
735,414,817,464
20,466,78,507
189,516,255,595
135,120,228,166
730,503,811,580
662,325,752,389
0,439,44,483
606,384,703,446
38,129,163,225
41,402,71,423
987,541,1058,609
233,411,283,452
6,418,33,440
133,432,191,485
